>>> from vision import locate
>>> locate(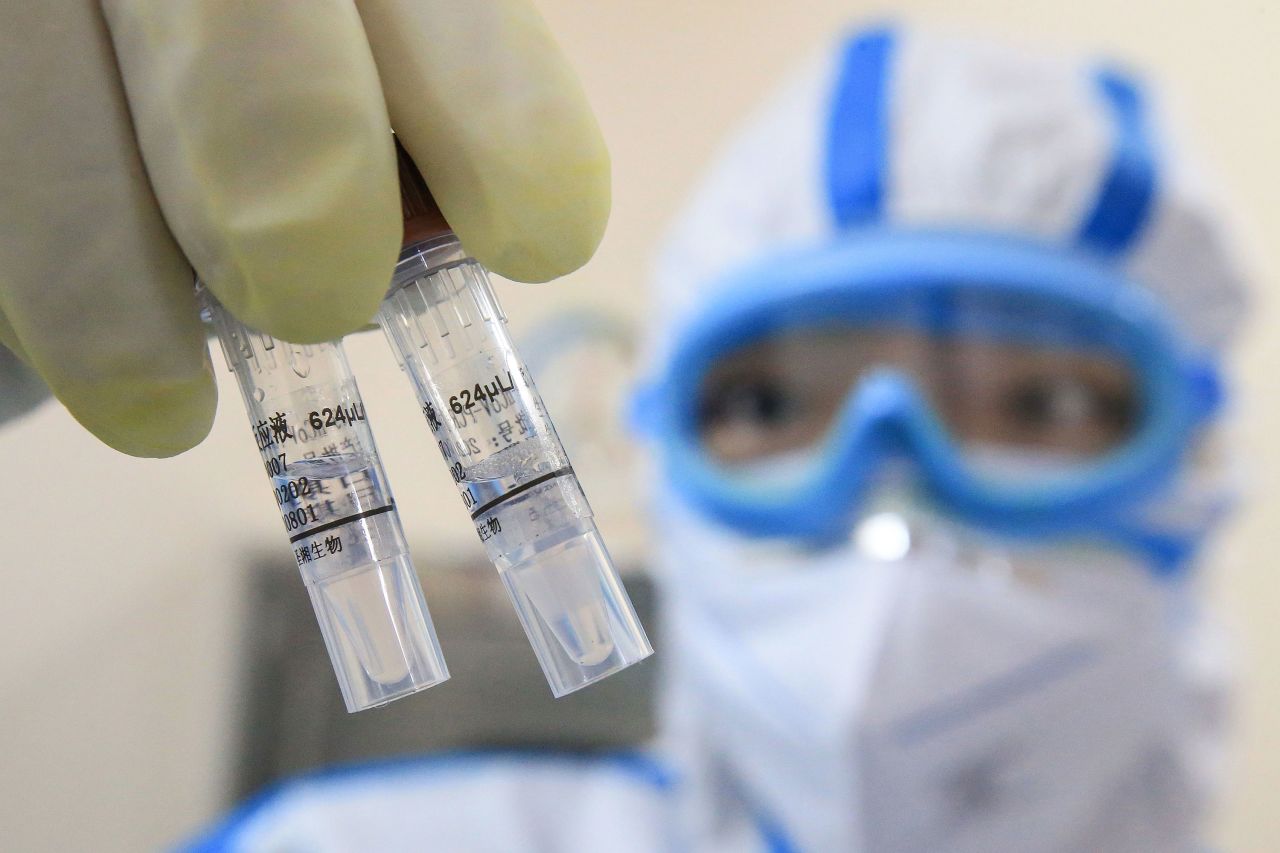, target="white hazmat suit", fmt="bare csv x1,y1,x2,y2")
186,24,1248,853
